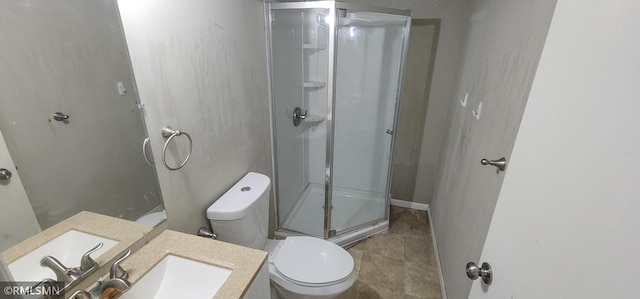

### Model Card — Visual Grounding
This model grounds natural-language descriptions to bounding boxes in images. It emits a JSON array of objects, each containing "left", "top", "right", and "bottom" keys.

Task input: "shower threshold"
[{"left": 277, "top": 183, "right": 388, "bottom": 246}]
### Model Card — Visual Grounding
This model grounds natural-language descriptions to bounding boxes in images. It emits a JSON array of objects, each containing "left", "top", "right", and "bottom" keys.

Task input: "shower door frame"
[{"left": 267, "top": 1, "right": 412, "bottom": 242}]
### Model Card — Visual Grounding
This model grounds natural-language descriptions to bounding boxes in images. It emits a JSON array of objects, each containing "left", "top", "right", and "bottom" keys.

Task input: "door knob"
[
  {"left": 481, "top": 157, "right": 507, "bottom": 172},
  {"left": 0, "top": 168, "right": 12, "bottom": 181},
  {"left": 466, "top": 262, "right": 492, "bottom": 285}
]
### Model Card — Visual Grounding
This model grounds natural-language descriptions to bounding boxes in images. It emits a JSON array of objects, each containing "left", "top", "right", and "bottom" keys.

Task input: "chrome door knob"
[
  {"left": 466, "top": 262, "right": 492, "bottom": 285},
  {"left": 0, "top": 168, "right": 12, "bottom": 181},
  {"left": 467, "top": 262, "right": 493, "bottom": 285}
]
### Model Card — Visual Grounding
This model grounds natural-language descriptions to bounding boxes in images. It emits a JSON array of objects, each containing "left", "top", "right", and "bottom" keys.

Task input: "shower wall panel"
[{"left": 304, "top": 11, "right": 329, "bottom": 187}]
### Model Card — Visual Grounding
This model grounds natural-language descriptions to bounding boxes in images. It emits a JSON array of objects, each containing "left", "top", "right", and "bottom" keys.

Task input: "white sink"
[
  {"left": 120, "top": 255, "right": 231, "bottom": 299},
  {"left": 8, "top": 230, "right": 118, "bottom": 281}
]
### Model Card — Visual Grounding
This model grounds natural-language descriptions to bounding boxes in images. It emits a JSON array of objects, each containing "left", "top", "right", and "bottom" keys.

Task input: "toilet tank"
[{"left": 206, "top": 172, "right": 270, "bottom": 250}]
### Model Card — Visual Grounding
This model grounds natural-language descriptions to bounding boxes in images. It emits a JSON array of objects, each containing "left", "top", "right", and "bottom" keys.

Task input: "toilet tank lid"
[{"left": 207, "top": 172, "right": 271, "bottom": 220}]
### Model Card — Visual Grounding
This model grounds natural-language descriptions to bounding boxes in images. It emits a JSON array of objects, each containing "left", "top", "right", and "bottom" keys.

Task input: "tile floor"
[{"left": 338, "top": 206, "right": 442, "bottom": 299}]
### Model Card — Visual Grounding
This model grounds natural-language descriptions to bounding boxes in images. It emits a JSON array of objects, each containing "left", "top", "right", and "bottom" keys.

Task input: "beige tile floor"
[{"left": 338, "top": 206, "right": 442, "bottom": 299}]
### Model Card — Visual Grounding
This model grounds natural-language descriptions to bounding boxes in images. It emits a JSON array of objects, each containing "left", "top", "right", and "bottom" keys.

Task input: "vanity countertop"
[
  {"left": 121, "top": 229, "right": 268, "bottom": 299},
  {"left": 1, "top": 211, "right": 153, "bottom": 265}
]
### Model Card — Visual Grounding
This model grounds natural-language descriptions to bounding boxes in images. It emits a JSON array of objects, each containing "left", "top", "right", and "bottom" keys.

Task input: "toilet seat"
[
  {"left": 265, "top": 237, "right": 357, "bottom": 297},
  {"left": 272, "top": 236, "right": 354, "bottom": 286}
]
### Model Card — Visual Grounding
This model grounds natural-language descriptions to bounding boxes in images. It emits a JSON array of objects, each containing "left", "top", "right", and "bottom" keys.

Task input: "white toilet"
[{"left": 207, "top": 172, "right": 356, "bottom": 299}]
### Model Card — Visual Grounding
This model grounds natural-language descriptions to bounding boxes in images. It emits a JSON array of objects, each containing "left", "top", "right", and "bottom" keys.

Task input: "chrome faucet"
[
  {"left": 39, "top": 243, "right": 103, "bottom": 289},
  {"left": 68, "top": 250, "right": 132, "bottom": 299},
  {"left": 40, "top": 255, "right": 81, "bottom": 283},
  {"left": 80, "top": 242, "right": 103, "bottom": 271},
  {"left": 109, "top": 249, "right": 131, "bottom": 280}
]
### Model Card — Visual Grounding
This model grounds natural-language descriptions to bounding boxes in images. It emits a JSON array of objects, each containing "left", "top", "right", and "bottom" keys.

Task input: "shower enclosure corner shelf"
[
  {"left": 303, "top": 43, "right": 327, "bottom": 51},
  {"left": 303, "top": 114, "right": 325, "bottom": 123},
  {"left": 268, "top": 1, "right": 411, "bottom": 244},
  {"left": 303, "top": 81, "right": 326, "bottom": 88}
]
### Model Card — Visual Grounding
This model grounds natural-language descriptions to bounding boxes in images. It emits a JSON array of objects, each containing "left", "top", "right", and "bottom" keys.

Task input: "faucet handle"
[
  {"left": 93, "top": 277, "right": 131, "bottom": 298},
  {"left": 80, "top": 242, "right": 103, "bottom": 271},
  {"left": 110, "top": 250, "right": 131, "bottom": 279}
]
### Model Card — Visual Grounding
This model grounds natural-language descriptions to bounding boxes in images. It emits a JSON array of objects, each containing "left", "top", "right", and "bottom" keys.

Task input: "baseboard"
[
  {"left": 390, "top": 198, "right": 429, "bottom": 211},
  {"left": 426, "top": 206, "right": 447, "bottom": 299}
]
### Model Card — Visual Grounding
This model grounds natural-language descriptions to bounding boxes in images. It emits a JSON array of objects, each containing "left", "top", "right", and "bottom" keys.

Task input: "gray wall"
[
  {"left": 120, "top": 0, "right": 468, "bottom": 236},
  {"left": 390, "top": 19, "right": 439, "bottom": 202},
  {"left": 119, "top": 0, "right": 273, "bottom": 235},
  {"left": 429, "top": 0, "right": 557, "bottom": 297},
  {"left": 119, "top": 0, "right": 469, "bottom": 236}
]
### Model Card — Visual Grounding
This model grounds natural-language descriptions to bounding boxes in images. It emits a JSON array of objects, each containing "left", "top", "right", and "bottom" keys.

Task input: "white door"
[
  {"left": 469, "top": 1, "right": 640, "bottom": 297},
  {"left": 0, "top": 130, "right": 40, "bottom": 252}
]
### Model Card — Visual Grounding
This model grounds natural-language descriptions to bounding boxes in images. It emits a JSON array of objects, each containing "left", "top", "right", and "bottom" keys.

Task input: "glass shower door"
[
  {"left": 330, "top": 12, "right": 411, "bottom": 236},
  {"left": 269, "top": 2, "right": 411, "bottom": 241},
  {"left": 270, "top": 6, "right": 331, "bottom": 237}
]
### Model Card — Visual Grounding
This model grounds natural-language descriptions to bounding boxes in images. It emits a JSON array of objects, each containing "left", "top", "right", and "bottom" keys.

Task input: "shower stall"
[{"left": 267, "top": 1, "right": 411, "bottom": 244}]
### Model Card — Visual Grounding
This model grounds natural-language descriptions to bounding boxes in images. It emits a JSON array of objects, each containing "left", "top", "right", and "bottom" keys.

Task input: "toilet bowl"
[
  {"left": 135, "top": 209, "right": 167, "bottom": 226},
  {"left": 265, "top": 237, "right": 356, "bottom": 298},
  {"left": 206, "top": 172, "right": 355, "bottom": 298}
]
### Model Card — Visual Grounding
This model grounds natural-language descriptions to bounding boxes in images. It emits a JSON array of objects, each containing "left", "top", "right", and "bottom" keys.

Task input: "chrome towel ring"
[{"left": 161, "top": 126, "right": 192, "bottom": 171}]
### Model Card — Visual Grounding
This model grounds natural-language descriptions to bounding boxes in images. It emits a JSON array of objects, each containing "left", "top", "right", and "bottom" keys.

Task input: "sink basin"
[
  {"left": 120, "top": 255, "right": 232, "bottom": 299},
  {"left": 8, "top": 230, "right": 118, "bottom": 281}
]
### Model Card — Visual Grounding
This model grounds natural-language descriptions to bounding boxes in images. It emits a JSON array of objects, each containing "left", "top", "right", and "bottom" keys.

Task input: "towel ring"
[{"left": 161, "top": 126, "right": 192, "bottom": 171}]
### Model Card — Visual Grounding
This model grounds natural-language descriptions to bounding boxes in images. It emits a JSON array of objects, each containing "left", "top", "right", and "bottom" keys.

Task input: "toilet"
[
  {"left": 135, "top": 209, "right": 167, "bottom": 226},
  {"left": 206, "top": 172, "right": 356, "bottom": 299}
]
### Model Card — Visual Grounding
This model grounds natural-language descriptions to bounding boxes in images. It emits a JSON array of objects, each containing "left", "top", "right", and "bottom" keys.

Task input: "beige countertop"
[
  {"left": 120, "top": 230, "right": 267, "bottom": 299},
  {"left": 2, "top": 211, "right": 153, "bottom": 266},
  {"left": 2, "top": 213, "right": 266, "bottom": 298}
]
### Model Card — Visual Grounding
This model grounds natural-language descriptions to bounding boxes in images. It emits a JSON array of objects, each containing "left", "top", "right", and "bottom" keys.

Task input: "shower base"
[{"left": 278, "top": 183, "right": 388, "bottom": 246}]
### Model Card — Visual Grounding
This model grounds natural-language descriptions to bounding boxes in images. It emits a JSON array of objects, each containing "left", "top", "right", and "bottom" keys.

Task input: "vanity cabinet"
[{"left": 243, "top": 263, "right": 270, "bottom": 299}]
